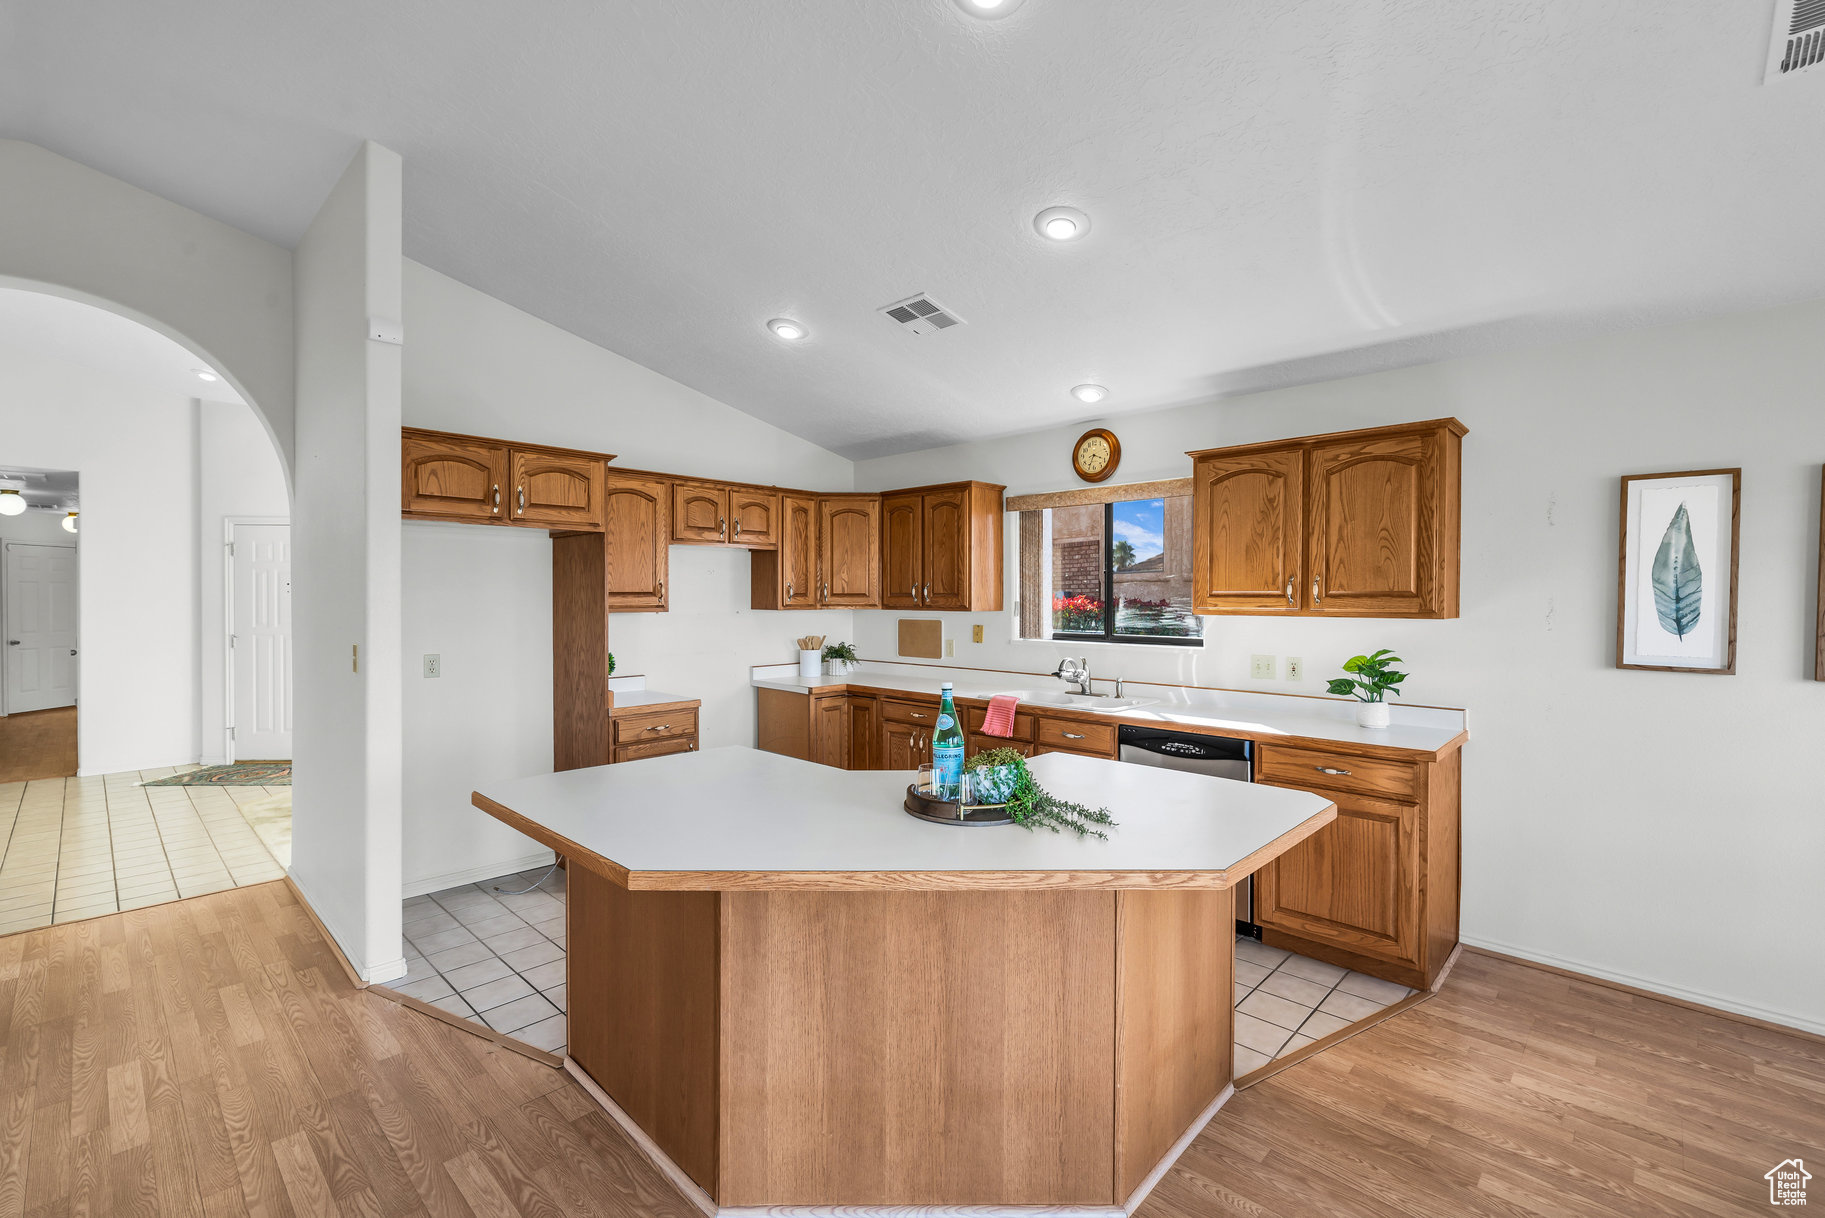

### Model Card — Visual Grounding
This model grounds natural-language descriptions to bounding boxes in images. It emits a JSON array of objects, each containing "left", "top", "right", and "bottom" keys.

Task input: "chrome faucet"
[{"left": 1053, "top": 657, "right": 1092, "bottom": 695}]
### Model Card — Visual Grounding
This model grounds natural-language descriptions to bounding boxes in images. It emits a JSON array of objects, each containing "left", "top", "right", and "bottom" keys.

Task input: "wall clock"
[{"left": 1072, "top": 428, "right": 1120, "bottom": 483}]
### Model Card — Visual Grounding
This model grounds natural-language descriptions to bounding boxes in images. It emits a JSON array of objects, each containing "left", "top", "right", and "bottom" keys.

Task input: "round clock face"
[{"left": 1074, "top": 430, "right": 1119, "bottom": 481}]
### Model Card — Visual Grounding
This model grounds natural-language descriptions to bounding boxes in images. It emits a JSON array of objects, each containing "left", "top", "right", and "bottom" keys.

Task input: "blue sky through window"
[{"left": 1112, "top": 498, "right": 1165, "bottom": 566}]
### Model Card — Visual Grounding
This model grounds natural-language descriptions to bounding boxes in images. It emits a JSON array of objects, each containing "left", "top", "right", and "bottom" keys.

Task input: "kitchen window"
[{"left": 1013, "top": 487, "right": 1202, "bottom": 646}]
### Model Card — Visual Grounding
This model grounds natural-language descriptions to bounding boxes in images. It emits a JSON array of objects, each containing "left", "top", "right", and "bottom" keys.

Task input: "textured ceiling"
[{"left": 4, "top": 1, "right": 1821, "bottom": 458}]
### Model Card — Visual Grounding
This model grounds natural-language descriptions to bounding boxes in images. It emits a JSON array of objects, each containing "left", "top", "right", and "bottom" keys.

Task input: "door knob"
[
  {"left": 7, "top": 640, "right": 18, "bottom": 645},
  {"left": 70, "top": 649, "right": 77, "bottom": 656}
]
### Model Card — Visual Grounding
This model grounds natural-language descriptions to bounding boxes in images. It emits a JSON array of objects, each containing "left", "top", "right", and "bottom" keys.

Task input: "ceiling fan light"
[
  {"left": 62, "top": 511, "right": 79, "bottom": 534},
  {"left": 0, "top": 489, "right": 26, "bottom": 516}
]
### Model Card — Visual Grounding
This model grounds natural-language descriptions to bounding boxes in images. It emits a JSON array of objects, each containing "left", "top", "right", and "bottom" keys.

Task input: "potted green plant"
[
  {"left": 1326, "top": 649, "right": 1407, "bottom": 729},
  {"left": 822, "top": 640, "right": 859, "bottom": 676}
]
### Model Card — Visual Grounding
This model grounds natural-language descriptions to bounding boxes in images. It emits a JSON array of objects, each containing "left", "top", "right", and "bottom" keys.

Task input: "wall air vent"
[
  {"left": 878, "top": 294, "right": 965, "bottom": 336},
  {"left": 1767, "top": 0, "right": 1825, "bottom": 80}
]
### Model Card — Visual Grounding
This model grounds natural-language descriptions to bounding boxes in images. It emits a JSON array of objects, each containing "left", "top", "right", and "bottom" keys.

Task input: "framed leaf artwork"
[{"left": 1616, "top": 468, "right": 1740, "bottom": 674}]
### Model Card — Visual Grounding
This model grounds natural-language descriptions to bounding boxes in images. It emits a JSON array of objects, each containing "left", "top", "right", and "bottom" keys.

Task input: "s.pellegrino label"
[{"left": 931, "top": 682, "right": 966, "bottom": 801}]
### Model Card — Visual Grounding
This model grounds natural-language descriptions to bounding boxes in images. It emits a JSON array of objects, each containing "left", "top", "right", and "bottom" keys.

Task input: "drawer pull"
[
  {"left": 1316, "top": 765, "right": 1351, "bottom": 775},
  {"left": 910, "top": 712, "right": 928, "bottom": 719},
  {"left": 644, "top": 724, "right": 672, "bottom": 732},
  {"left": 1063, "top": 731, "right": 1086, "bottom": 740}
]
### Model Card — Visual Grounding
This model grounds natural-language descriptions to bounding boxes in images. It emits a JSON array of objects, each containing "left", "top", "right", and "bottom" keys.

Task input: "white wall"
[
  {"left": 290, "top": 142, "right": 406, "bottom": 982},
  {"left": 399, "top": 260, "right": 855, "bottom": 892},
  {"left": 197, "top": 401, "right": 291, "bottom": 763},
  {"left": 854, "top": 298, "right": 1825, "bottom": 1035},
  {"left": 0, "top": 140, "right": 295, "bottom": 473}
]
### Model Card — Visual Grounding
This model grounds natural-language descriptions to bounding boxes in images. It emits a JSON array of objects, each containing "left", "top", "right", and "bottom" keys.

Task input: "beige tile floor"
[
  {"left": 0, "top": 765, "right": 290, "bottom": 936},
  {"left": 1232, "top": 935, "right": 1416, "bottom": 1074}
]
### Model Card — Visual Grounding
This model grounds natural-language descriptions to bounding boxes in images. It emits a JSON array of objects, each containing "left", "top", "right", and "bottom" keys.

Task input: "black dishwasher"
[{"left": 1116, "top": 725, "right": 1260, "bottom": 938}]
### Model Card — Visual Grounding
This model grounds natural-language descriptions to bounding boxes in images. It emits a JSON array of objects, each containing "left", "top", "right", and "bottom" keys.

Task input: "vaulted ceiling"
[{"left": 4, "top": 1, "right": 1821, "bottom": 458}]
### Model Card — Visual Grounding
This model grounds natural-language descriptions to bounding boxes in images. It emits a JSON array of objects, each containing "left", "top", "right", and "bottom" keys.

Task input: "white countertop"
[
  {"left": 473, "top": 746, "right": 1335, "bottom": 890},
  {"left": 752, "top": 664, "right": 1467, "bottom": 757},
  {"left": 610, "top": 689, "right": 698, "bottom": 711}
]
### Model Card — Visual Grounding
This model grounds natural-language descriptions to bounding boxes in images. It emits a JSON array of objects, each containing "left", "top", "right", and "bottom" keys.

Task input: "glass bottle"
[{"left": 930, "top": 682, "right": 966, "bottom": 801}]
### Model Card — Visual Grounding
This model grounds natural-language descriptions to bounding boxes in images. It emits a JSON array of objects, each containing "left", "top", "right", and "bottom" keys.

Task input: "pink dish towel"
[{"left": 981, "top": 694, "right": 1021, "bottom": 738}]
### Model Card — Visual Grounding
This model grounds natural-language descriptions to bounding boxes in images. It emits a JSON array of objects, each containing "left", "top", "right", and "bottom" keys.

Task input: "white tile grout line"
[
  {"left": 1234, "top": 938, "right": 1410, "bottom": 1061},
  {"left": 404, "top": 873, "right": 571, "bottom": 1037}
]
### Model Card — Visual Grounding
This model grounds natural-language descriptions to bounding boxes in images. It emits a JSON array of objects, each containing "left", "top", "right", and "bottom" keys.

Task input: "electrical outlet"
[
  {"left": 945, "top": 638, "right": 955, "bottom": 657},
  {"left": 971, "top": 624, "right": 984, "bottom": 644},
  {"left": 423, "top": 653, "right": 440, "bottom": 678},
  {"left": 1250, "top": 654, "right": 1276, "bottom": 680},
  {"left": 1286, "top": 656, "right": 1304, "bottom": 682}
]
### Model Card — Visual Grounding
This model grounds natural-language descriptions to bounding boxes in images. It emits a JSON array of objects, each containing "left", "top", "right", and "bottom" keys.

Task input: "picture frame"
[{"left": 1616, "top": 468, "right": 1740, "bottom": 674}]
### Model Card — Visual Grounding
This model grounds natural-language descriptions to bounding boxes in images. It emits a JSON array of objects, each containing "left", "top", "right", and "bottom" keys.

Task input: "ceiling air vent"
[
  {"left": 878, "top": 294, "right": 965, "bottom": 336},
  {"left": 1767, "top": 0, "right": 1825, "bottom": 80}
]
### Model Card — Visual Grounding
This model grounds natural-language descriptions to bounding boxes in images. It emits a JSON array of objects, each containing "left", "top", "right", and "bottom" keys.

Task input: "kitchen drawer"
[
  {"left": 612, "top": 708, "right": 699, "bottom": 746},
  {"left": 614, "top": 736, "right": 697, "bottom": 764},
  {"left": 880, "top": 698, "right": 940, "bottom": 728},
  {"left": 1033, "top": 744, "right": 1110, "bottom": 760},
  {"left": 968, "top": 734, "right": 1033, "bottom": 759},
  {"left": 963, "top": 703, "right": 1035, "bottom": 742},
  {"left": 1256, "top": 744, "right": 1417, "bottom": 801},
  {"left": 1034, "top": 717, "right": 1116, "bottom": 757}
]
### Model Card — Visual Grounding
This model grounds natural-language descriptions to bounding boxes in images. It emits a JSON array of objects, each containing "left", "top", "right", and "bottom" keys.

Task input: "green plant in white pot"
[
  {"left": 1327, "top": 649, "right": 1407, "bottom": 729},
  {"left": 822, "top": 641, "right": 859, "bottom": 676}
]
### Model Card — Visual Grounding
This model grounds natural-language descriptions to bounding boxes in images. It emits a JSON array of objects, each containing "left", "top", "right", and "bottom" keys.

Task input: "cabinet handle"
[
  {"left": 1063, "top": 731, "right": 1086, "bottom": 740},
  {"left": 491, "top": 484, "right": 501, "bottom": 514},
  {"left": 1316, "top": 765, "right": 1351, "bottom": 775},
  {"left": 822, "top": 581, "right": 830, "bottom": 603},
  {"left": 733, "top": 520, "right": 741, "bottom": 539},
  {"left": 645, "top": 724, "right": 672, "bottom": 732},
  {"left": 1285, "top": 577, "right": 1294, "bottom": 606},
  {"left": 656, "top": 579, "right": 664, "bottom": 602},
  {"left": 1312, "top": 576, "right": 1322, "bottom": 605},
  {"left": 785, "top": 581, "right": 793, "bottom": 602},
  {"left": 517, "top": 486, "right": 526, "bottom": 515},
  {"left": 910, "top": 584, "right": 917, "bottom": 602},
  {"left": 922, "top": 583, "right": 930, "bottom": 603},
  {"left": 718, "top": 516, "right": 726, "bottom": 538},
  {"left": 910, "top": 712, "right": 928, "bottom": 719}
]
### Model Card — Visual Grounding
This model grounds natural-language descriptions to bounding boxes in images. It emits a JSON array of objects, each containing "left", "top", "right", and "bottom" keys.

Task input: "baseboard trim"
[
  {"left": 1461, "top": 937, "right": 1825, "bottom": 1041},
  {"left": 564, "top": 1057, "right": 719, "bottom": 1217},
  {"left": 284, "top": 875, "right": 367, "bottom": 991},
  {"left": 403, "top": 850, "right": 557, "bottom": 899}
]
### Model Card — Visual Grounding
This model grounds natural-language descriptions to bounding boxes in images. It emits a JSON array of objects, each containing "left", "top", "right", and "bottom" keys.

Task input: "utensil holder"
[{"left": 799, "top": 649, "right": 822, "bottom": 684}]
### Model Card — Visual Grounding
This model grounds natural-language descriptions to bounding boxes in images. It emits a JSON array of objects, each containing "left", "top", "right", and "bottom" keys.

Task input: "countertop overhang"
[{"left": 473, "top": 746, "right": 1336, "bottom": 892}]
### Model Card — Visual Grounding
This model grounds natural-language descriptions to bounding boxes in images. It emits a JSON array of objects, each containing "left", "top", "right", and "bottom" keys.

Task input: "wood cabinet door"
[
  {"left": 809, "top": 695, "right": 850, "bottom": 769},
  {"left": 921, "top": 487, "right": 971, "bottom": 609},
  {"left": 1192, "top": 447, "right": 1304, "bottom": 613},
  {"left": 880, "top": 720, "right": 921, "bottom": 772},
  {"left": 847, "top": 696, "right": 877, "bottom": 770},
  {"left": 1307, "top": 430, "right": 1433, "bottom": 616},
  {"left": 818, "top": 498, "right": 880, "bottom": 607},
  {"left": 509, "top": 450, "right": 603, "bottom": 529},
  {"left": 672, "top": 481, "right": 729, "bottom": 544},
  {"left": 601, "top": 474, "right": 670, "bottom": 609},
  {"left": 880, "top": 492, "right": 924, "bottom": 609},
  {"left": 728, "top": 489, "right": 779, "bottom": 548},
  {"left": 1253, "top": 785, "right": 1421, "bottom": 966},
  {"left": 403, "top": 433, "right": 508, "bottom": 522},
  {"left": 779, "top": 495, "right": 818, "bottom": 610}
]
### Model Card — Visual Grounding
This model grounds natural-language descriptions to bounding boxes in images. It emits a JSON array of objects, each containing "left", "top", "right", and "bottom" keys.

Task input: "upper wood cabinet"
[
  {"left": 402, "top": 432, "right": 509, "bottom": 522},
  {"left": 672, "top": 481, "right": 729, "bottom": 544},
  {"left": 601, "top": 473, "right": 670, "bottom": 611},
  {"left": 818, "top": 496, "right": 880, "bottom": 608},
  {"left": 510, "top": 450, "right": 603, "bottom": 529},
  {"left": 402, "top": 428, "right": 614, "bottom": 531},
  {"left": 728, "top": 489, "right": 779, "bottom": 548},
  {"left": 750, "top": 494, "right": 819, "bottom": 610},
  {"left": 878, "top": 481, "right": 1004, "bottom": 611},
  {"left": 1189, "top": 418, "right": 1463, "bottom": 618}
]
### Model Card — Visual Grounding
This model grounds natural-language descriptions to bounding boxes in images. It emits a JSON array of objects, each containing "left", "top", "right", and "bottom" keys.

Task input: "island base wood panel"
[{"left": 561, "top": 868, "right": 1238, "bottom": 1210}]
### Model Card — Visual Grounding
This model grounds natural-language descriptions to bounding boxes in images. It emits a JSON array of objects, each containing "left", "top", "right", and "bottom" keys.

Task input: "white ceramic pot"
[
  {"left": 825, "top": 658, "right": 856, "bottom": 676},
  {"left": 799, "top": 650, "right": 822, "bottom": 684},
  {"left": 1356, "top": 702, "right": 1391, "bottom": 730}
]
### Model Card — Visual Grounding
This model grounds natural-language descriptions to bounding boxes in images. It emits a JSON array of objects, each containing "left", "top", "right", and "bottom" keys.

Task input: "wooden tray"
[{"left": 904, "top": 784, "right": 1013, "bottom": 827}]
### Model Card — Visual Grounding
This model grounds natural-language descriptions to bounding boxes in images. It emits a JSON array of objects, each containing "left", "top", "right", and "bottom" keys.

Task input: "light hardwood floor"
[{"left": 2, "top": 885, "right": 1817, "bottom": 1217}]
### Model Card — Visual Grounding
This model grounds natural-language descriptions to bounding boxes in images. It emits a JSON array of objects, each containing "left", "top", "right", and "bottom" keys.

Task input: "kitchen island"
[{"left": 473, "top": 746, "right": 1335, "bottom": 1216}]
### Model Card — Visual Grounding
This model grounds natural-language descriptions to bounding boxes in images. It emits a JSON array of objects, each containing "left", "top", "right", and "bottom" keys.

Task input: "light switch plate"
[
  {"left": 423, "top": 653, "right": 440, "bottom": 678},
  {"left": 1250, "top": 654, "right": 1276, "bottom": 680},
  {"left": 1286, "top": 656, "right": 1304, "bottom": 681},
  {"left": 971, "top": 624, "right": 984, "bottom": 644}
]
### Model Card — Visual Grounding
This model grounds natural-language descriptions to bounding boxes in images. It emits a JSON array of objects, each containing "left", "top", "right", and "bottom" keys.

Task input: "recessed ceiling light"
[
  {"left": 1071, "top": 384, "right": 1108, "bottom": 404},
  {"left": 954, "top": 0, "right": 1025, "bottom": 17},
  {"left": 1034, "top": 206, "right": 1090, "bottom": 242},
  {"left": 767, "top": 318, "right": 808, "bottom": 341},
  {"left": 194, "top": 368, "right": 219, "bottom": 382}
]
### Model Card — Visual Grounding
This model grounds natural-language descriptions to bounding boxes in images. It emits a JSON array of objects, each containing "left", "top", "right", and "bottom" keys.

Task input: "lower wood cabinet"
[
  {"left": 611, "top": 704, "right": 700, "bottom": 764},
  {"left": 1252, "top": 742, "right": 1461, "bottom": 989}
]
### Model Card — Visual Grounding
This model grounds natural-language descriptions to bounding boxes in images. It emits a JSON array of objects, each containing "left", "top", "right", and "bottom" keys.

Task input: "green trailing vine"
[{"left": 964, "top": 748, "right": 1117, "bottom": 840}]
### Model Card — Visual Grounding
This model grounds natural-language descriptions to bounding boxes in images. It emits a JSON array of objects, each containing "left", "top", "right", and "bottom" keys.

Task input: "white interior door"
[
  {"left": 3, "top": 542, "right": 79, "bottom": 714},
  {"left": 229, "top": 523, "right": 292, "bottom": 760}
]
